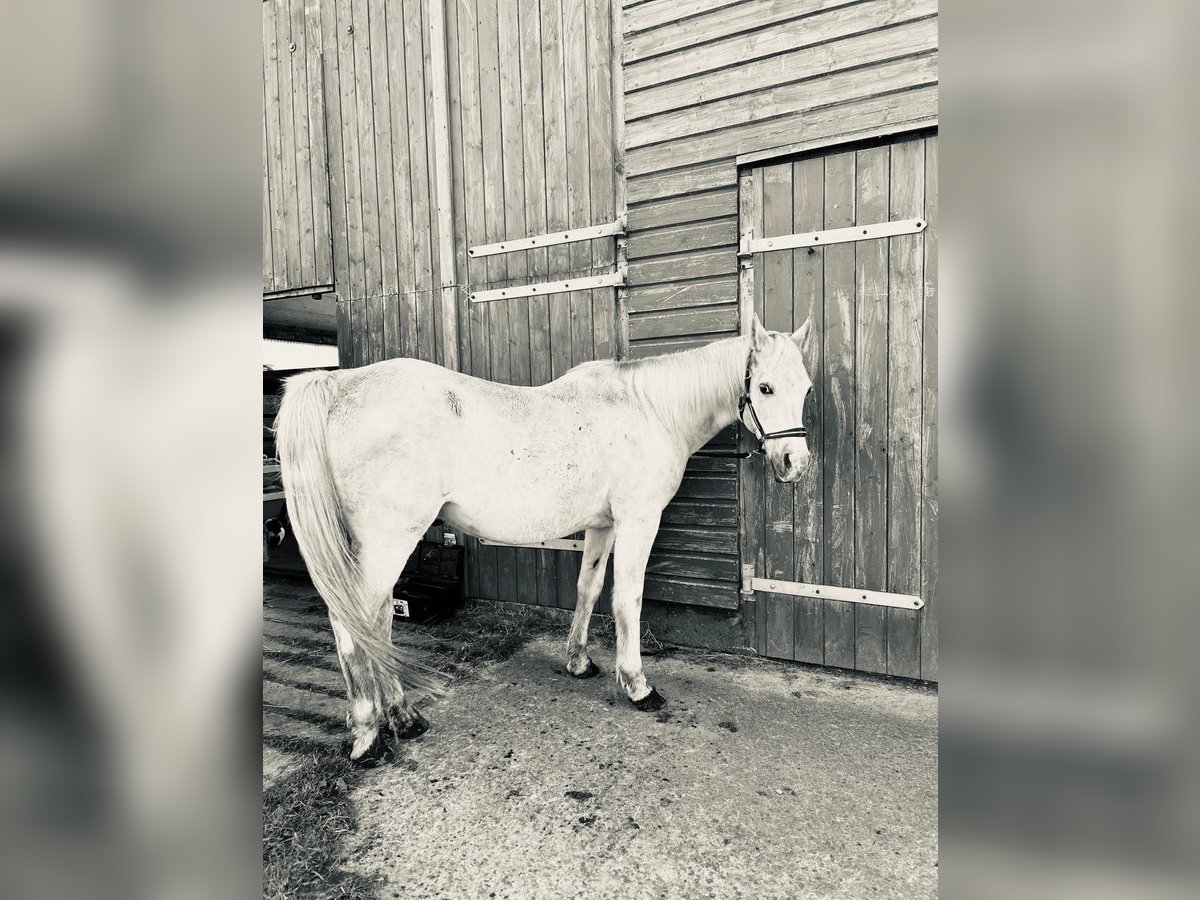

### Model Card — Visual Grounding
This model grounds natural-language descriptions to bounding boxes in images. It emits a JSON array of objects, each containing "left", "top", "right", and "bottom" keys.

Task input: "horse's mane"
[{"left": 570, "top": 336, "right": 754, "bottom": 437}]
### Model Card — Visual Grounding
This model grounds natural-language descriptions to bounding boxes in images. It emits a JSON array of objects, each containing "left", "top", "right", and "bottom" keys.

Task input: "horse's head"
[{"left": 746, "top": 314, "right": 815, "bottom": 483}]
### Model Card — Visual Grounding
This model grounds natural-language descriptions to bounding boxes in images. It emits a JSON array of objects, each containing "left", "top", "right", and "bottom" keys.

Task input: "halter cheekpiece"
[{"left": 739, "top": 349, "right": 807, "bottom": 455}]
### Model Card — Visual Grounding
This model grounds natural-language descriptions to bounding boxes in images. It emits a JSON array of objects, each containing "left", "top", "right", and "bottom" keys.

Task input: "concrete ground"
[{"left": 264, "top": 581, "right": 938, "bottom": 899}]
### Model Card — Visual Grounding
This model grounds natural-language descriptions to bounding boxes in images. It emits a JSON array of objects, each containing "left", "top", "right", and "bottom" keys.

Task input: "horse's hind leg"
[
  {"left": 331, "top": 526, "right": 430, "bottom": 765},
  {"left": 566, "top": 527, "right": 615, "bottom": 676}
]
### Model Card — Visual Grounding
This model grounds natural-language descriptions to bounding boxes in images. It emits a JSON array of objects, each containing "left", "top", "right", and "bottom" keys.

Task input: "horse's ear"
[
  {"left": 791, "top": 317, "right": 813, "bottom": 354},
  {"left": 750, "top": 314, "right": 769, "bottom": 349}
]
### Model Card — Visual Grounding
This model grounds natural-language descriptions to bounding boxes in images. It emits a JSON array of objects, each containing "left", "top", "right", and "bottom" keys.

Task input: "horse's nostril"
[{"left": 783, "top": 452, "right": 792, "bottom": 470}]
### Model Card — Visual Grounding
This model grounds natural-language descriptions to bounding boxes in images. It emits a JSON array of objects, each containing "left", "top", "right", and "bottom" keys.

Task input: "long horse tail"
[{"left": 274, "top": 370, "right": 445, "bottom": 699}]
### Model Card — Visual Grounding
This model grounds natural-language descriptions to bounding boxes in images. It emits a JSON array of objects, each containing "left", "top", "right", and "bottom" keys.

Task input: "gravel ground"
[{"left": 264, "top": 583, "right": 937, "bottom": 899}]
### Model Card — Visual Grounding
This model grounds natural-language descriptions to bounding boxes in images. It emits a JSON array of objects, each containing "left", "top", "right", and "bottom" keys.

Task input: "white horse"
[{"left": 276, "top": 314, "right": 814, "bottom": 764}]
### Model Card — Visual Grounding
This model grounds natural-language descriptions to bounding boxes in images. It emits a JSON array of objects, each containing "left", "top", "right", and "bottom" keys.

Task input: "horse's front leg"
[
  {"left": 611, "top": 515, "right": 666, "bottom": 710},
  {"left": 566, "top": 526, "right": 615, "bottom": 676}
]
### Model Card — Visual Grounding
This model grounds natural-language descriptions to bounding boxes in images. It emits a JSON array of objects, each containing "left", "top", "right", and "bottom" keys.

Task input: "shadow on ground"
[{"left": 263, "top": 579, "right": 937, "bottom": 900}]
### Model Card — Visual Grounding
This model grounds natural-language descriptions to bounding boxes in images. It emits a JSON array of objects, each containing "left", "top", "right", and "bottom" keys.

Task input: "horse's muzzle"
[{"left": 773, "top": 451, "right": 810, "bottom": 483}]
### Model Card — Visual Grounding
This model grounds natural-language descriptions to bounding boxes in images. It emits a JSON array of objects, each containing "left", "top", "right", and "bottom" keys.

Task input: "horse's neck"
[{"left": 630, "top": 335, "right": 749, "bottom": 453}]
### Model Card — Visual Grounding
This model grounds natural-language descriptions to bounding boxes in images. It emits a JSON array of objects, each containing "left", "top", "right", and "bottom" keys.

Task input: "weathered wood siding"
[
  {"left": 744, "top": 131, "right": 938, "bottom": 681},
  {"left": 317, "top": 0, "right": 457, "bottom": 368},
  {"left": 620, "top": 0, "right": 939, "bottom": 620},
  {"left": 263, "top": 0, "right": 335, "bottom": 296}
]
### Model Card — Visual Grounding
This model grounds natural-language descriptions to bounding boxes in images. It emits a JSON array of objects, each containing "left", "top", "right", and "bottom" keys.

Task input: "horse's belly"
[{"left": 439, "top": 467, "right": 611, "bottom": 543}]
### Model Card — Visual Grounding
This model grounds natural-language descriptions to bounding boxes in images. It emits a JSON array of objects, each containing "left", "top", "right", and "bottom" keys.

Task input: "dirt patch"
[{"left": 263, "top": 593, "right": 560, "bottom": 899}]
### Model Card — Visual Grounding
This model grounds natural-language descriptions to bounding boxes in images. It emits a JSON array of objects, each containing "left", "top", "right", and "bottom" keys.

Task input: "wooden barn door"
[{"left": 739, "top": 130, "right": 938, "bottom": 682}]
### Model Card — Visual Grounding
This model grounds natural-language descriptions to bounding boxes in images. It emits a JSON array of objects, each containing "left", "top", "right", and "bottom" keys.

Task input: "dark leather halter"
[
  {"left": 738, "top": 350, "right": 807, "bottom": 456},
  {"left": 694, "top": 348, "right": 809, "bottom": 459}
]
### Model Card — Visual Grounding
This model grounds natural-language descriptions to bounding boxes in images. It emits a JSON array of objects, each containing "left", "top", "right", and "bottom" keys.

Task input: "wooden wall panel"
[{"left": 311, "top": 0, "right": 454, "bottom": 366}]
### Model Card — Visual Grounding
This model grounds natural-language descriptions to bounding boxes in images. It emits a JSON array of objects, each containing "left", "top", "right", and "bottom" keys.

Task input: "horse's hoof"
[
  {"left": 632, "top": 688, "right": 666, "bottom": 712},
  {"left": 571, "top": 659, "right": 602, "bottom": 679},
  {"left": 350, "top": 732, "right": 393, "bottom": 768},
  {"left": 395, "top": 711, "right": 430, "bottom": 739}
]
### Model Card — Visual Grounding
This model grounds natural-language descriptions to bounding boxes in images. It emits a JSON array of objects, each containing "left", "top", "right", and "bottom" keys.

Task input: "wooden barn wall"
[
  {"left": 263, "top": 0, "right": 335, "bottom": 296},
  {"left": 617, "top": 0, "right": 940, "bottom": 618}
]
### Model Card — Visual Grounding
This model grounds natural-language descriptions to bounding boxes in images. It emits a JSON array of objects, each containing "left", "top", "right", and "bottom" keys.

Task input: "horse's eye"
[{"left": 759, "top": 383, "right": 773, "bottom": 395}]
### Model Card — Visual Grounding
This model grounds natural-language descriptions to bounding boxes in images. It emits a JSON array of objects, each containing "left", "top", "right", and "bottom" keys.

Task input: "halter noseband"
[{"left": 738, "top": 350, "right": 807, "bottom": 455}]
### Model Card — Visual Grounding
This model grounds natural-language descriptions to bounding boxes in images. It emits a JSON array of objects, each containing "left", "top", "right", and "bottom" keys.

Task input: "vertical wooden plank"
[
  {"left": 920, "top": 134, "right": 938, "bottom": 681},
  {"left": 478, "top": 0, "right": 508, "bottom": 387},
  {"left": 420, "top": 0, "right": 447, "bottom": 372},
  {"left": 611, "top": 0, "right": 629, "bottom": 359},
  {"left": 383, "top": 0, "right": 417, "bottom": 355},
  {"left": 304, "top": 2, "right": 334, "bottom": 285},
  {"left": 761, "top": 161, "right": 795, "bottom": 661},
  {"left": 498, "top": 0, "right": 527, "bottom": 288},
  {"left": 586, "top": 0, "right": 615, "bottom": 359},
  {"left": 752, "top": 168, "right": 767, "bottom": 656},
  {"left": 405, "top": 0, "right": 437, "bottom": 361},
  {"left": 350, "top": 0, "right": 382, "bottom": 305},
  {"left": 350, "top": 297, "right": 366, "bottom": 367},
  {"left": 335, "top": 0, "right": 366, "bottom": 302},
  {"left": 564, "top": 0, "right": 593, "bottom": 368},
  {"left": 886, "top": 138, "right": 925, "bottom": 679},
  {"left": 428, "top": 0, "right": 459, "bottom": 371},
  {"left": 542, "top": 0, "right": 575, "bottom": 608},
  {"left": 499, "top": 0, "right": 532, "bottom": 386},
  {"left": 791, "top": 155, "right": 825, "bottom": 664},
  {"left": 853, "top": 144, "right": 890, "bottom": 674},
  {"left": 736, "top": 168, "right": 765, "bottom": 654},
  {"left": 366, "top": 0, "right": 399, "bottom": 303},
  {"left": 478, "top": 0, "right": 506, "bottom": 289},
  {"left": 336, "top": 300, "right": 352, "bottom": 368},
  {"left": 263, "top": 2, "right": 288, "bottom": 292},
  {"left": 456, "top": 0, "right": 487, "bottom": 379},
  {"left": 288, "top": 0, "right": 316, "bottom": 285},
  {"left": 319, "top": 0, "right": 351, "bottom": 309},
  {"left": 380, "top": 291, "right": 397, "bottom": 364},
  {"left": 263, "top": 103, "right": 276, "bottom": 293},
  {"left": 822, "top": 150, "right": 856, "bottom": 671},
  {"left": 274, "top": 0, "right": 302, "bottom": 288},
  {"left": 520, "top": 0, "right": 551, "bottom": 384},
  {"left": 444, "top": 0, "right": 472, "bottom": 375}
]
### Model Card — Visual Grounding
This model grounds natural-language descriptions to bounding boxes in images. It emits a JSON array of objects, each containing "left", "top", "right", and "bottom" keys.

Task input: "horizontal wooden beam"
[
  {"left": 746, "top": 218, "right": 926, "bottom": 254},
  {"left": 262, "top": 323, "right": 338, "bottom": 345},
  {"left": 467, "top": 219, "right": 624, "bottom": 258},
  {"left": 478, "top": 537, "right": 584, "bottom": 552},
  {"left": 469, "top": 270, "right": 626, "bottom": 303},
  {"left": 263, "top": 283, "right": 335, "bottom": 301},
  {"left": 735, "top": 116, "right": 938, "bottom": 167},
  {"left": 745, "top": 576, "right": 924, "bottom": 610}
]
